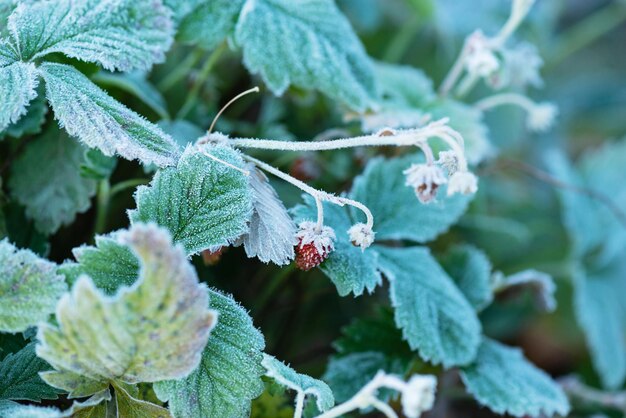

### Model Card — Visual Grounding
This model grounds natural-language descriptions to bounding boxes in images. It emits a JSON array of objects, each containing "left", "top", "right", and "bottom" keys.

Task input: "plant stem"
[
  {"left": 177, "top": 43, "right": 227, "bottom": 119},
  {"left": 548, "top": 2, "right": 626, "bottom": 69},
  {"left": 109, "top": 178, "right": 148, "bottom": 198},
  {"left": 158, "top": 48, "right": 204, "bottom": 92},
  {"left": 294, "top": 392, "right": 305, "bottom": 418},
  {"left": 94, "top": 179, "right": 111, "bottom": 235}
]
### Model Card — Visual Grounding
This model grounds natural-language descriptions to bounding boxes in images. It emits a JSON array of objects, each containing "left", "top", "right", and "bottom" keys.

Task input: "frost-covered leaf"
[
  {"left": 323, "top": 352, "right": 405, "bottom": 404},
  {"left": 39, "top": 63, "right": 179, "bottom": 167},
  {"left": 0, "top": 87, "right": 47, "bottom": 140},
  {"left": 79, "top": 149, "right": 117, "bottom": 180},
  {"left": 572, "top": 258, "right": 626, "bottom": 389},
  {"left": 58, "top": 232, "right": 139, "bottom": 294},
  {"left": 93, "top": 71, "right": 169, "bottom": 120},
  {"left": 37, "top": 224, "right": 216, "bottom": 396},
  {"left": 114, "top": 383, "right": 171, "bottom": 418},
  {"left": 0, "top": 240, "right": 66, "bottom": 333},
  {"left": 154, "top": 290, "right": 266, "bottom": 418},
  {"left": 460, "top": 339, "right": 570, "bottom": 417},
  {"left": 262, "top": 354, "right": 334, "bottom": 412},
  {"left": 129, "top": 145, "right": 252, "bottom": 255},
  {"left": 0, "top": 343, "right": 61, "bottom": 402},
  {"left": 7, "top": 0, "right": 174, "bottom": 71},
  {"left": 440, "top": 245, "right": 493, "bottom": 311},
  {"left": 376, "top": 246, "right": 481, "bottom": 367},
  {"left": 493, "top": 269, "right": 557, "bottom": 312},
  {"left": 0, "top": 62, "right": 39, "bottom": 132},
  {"left": 235, "top": 0, "right": 378, "bottom": 111},
  {"left": 292, "top": 195, "right": 382, "bottom": 297},
  {"left": 0, "top": 400, "right": 62, "bottom": 418},
  {"left": 429, "top": 100, "right": 495, "bottom": 165},
  {"left": 9, "top": 125, "right": 97, "bottom": 234},
  {"left": 350, "top": 155, "right": 471, "bottom": 243},
  {"left": 241, "top": 167, "right": 297, "bottom": 265},
  {"left": 375, "top": 62, "right": 435, "bottom": 109},
  {"left": 177, "top": 0, "right": 244, "bottom": 49}
]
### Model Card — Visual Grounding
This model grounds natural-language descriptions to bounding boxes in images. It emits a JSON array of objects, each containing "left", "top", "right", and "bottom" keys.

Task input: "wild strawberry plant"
[{"left": 1, "top": 0, "right": 625, "bottom": 417}]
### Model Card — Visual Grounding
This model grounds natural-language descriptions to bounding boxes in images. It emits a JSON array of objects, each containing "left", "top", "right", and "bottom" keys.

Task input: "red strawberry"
[{"left": 294, "top": 221, "right": 336, "bottom": 271}]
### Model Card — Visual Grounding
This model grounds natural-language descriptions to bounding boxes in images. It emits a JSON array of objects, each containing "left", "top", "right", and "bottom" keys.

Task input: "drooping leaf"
[
  {"left": 37, "top": 224, "right": 216, "bottom": 397},
  {"left": 7, "top": 0, "right": 174, "bottom": 71},
  {"left": 241, "top": 167, "right": 297, "bottom": 265},
  {"left": 262, "top": 354, "right": 334, "bottom": 413},
  {"left": 93, "top": 71, "right": 169, "bottom": 120},
  {"left": 429, "top": 100, "right": 495, "bottom": 165},
  {"left": 39, "top": 63, "right": 179, "bottom": 167},
  {"left": 234, "top": 0, "right": 378, "bottom": 111},
  {"left": 493, "top": 269, "right": 556, "bottom": 312},
  {"left": 440, "top": 244, "right": 493, "bottom": 311},
  {"left": 350, "top": 155, "right": 471, "bottom": 243},
  {"left": 129, "top": 145, "right": 252, "bottom": 255},
  {"left": 114, "top": 383, "right": 171, "bottom": 418},
  {"left": 154, "top": 290, "right": 266, "bottom": 418},
  {"left": 376, "top": 246, "right": 481, "bottom": 367},
  {"left": 8, "top": 125, "right": 97, "bottom": 234},
  {"left": 323, "top": 351, "right": 405, "bottom": 403},
  {"left": 460, "top": 339, "right": 570, "bottom": 417},
  {"left": 58, "top": 232, "right": 139, "bottom": 294},
  {"left": 0, "top": 240, "right": 66, "bottom": 333},
  {"left": 177, "top": 0, "right": 244, "bottom": 49},
  {"left": 291, "top": 195, "right": 382, "bottom": 297},
  {"left": 0, "top": 343, "right": 61, "bottom": 402},
  {"left": 0, "top": 62, "right": 39, "bottom": 132}
]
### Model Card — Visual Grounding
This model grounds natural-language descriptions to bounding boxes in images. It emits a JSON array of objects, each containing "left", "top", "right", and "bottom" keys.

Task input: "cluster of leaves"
[{"left": 1, "top": 0, "right": 625, "bottom": 417}]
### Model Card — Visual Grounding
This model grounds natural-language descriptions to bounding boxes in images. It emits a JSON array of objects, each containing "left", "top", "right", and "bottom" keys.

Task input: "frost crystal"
[
  {"left": 348, "top": 223, "right": 375, "bottom": 250},
  {"left": 465, "top": 31, "right": 499, "bottom": 78},
  {"left": 447, "top": 171, "right": 478, "bottom": 196},
  {"left": 527, "top": 102, "right": 558, "bottom": 132},
  {"left": 401, "top": 375, "right": 437, "bottom": 418},
  {"left": 437, "top": 150, "right": 459, "bottom": 175},
  {"left": 295, "top": 221, "right": 336, "bottom": 270},
  {"left": 403, "top": 163, "right": 447, "bottom": 203}
]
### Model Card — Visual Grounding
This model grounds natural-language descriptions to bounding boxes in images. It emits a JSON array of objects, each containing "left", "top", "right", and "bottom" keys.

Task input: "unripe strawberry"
[{"left": 294, "top": 221, "right": 335, "bottom": 271}]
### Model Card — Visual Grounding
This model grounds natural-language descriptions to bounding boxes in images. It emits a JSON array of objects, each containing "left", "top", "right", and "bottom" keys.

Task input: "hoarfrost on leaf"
[
  {"left": 0, "top": 343, "right": 61, "bottom": 402},
  {"left": 36, "top": 224, "right": 216, "bottom": 397},
  {"left": 154, "top": 290, "right": 266, "bottom": 418},
  {"left": 440, "top": 244, "right": 493, "bottom": 311},
  {"left": 175, "top": 0, "right": 245, "bottom": 50},
  {"left": 0, "top": 62, "right": 38, "bottom": 132},
  {"left": 129, "top": 145, "right": 253, "bottom": 255},
  {"left": 0, "top": 240, "right": 66, "bottom": 333},
  {"left": 234, "top": 0, "right": 378, "bottom": 111}
]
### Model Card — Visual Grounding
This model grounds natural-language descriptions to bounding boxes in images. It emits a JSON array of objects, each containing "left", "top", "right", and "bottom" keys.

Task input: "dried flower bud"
[
  {"left": 447, "top": 171, "right": 478, "bottom": 196},
  {"left": 527, "top": 102, "right": 557, "bottom": 132},
  {"left": 401, "top": 375, "right": 437, "bottom": 418},
  {"left": 403, "top": 164, "right": 447, "bottom": 203},
  {"left": 348, "top": 223, "right": 375, "bottom": 250},
  {"left": 465, "top": 31, "right": 500, "bottom": 78},
  {"left": 201, "top": 247, "right": 225, "bottom": 266},
  {"left": 294, "top": 221, "right": 336, "bottom": 271},
  {"left": 437, "top": 150, "right": 459, "bottom": 175}
]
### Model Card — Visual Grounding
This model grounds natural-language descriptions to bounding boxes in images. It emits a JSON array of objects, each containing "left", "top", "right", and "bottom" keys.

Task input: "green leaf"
[
  {"left": 323, "top": 352, "right": 405, "bottom": 403},
  {"left": 235, "top": 0, "right": 377, "bottom": 111},
  {"left": 37, "top": 224, "right": 216, "bottom": 397},
  {"left": 114, "top": 383, "right": 171, "bottom": 418},
  {"left": 0, "top": 85, "right": 47, "bottom": 141},
  {"left": 39, "top": 63, "right": 179, "bottom": 167},
  {"left": 376, "top": 246, "right": 481, "bottom": 367},
  {"left": 350, "top": 155, "right": 471, "bottom": 243},
  {"left": 0, "top": 62, "right": 39, "bottom": 132},
  {"left": 8, "top": 125, "right": 97, "bottom": 234},
  {"left": 262, "top": 354, "right": 334, "bottom": 413},
  {"left": 440, "top": 245, "right": 493, "bottom": 311},
  {"left": 6, "top": 0, "right": 174, "bottom": 71},
  {"left": 58, "top": 232, "right": 139, "bottom": 294},
  {"left": 429, "top": 100, "right": 494, "bottom": 165},
  {"left": 0, "top": 343, "right": 61, "bottom": 402},
  {"left": 0, "top": 39, "right": 19, "bottom": 67},
  {"left": 0, "top": 240, "right": 66, "bottom": 333},
  {"left": 374, "top": 62, "right": 435, "bottom": 109},
  {"left": 177, "top": 0, "right": 244, "bottom": 49},
  {"left": 291, "top": 195, "right": 382, "bottom": 297},
  {"left": 460, "top": 339, "right": 570, "bottom": 417},
  {"left": 154, "top": 290, "right": 266, "bottom": 418},
  {"left": 0, "top": 400, "right": 62, "bottom": 418},
  {"left": 241, "top": 167, "right": 297, "bottom": 265},
  {"left": 79, "top": 149, "right": 117, "bottom": 180},
  {"left": 93, "top": 71, "right": 169, "bottom": 120},
  {"left": 129, "top": 145, "right": 252, "bottom": 255}
]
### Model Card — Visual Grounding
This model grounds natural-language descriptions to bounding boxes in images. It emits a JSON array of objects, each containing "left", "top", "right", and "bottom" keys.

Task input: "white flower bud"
[
  {"left": 527, "top": 102, "right": 558, "bottom": 132},
  {"left": 403, "top": 164, "right": 447, "bottom": 203},
  {"left": 296, "top": 221, "right": 336, "bottom": 255},
  {"left": 348, "top": 223, "right": 375, "bottom": 250},
  {"left": 401, "top": 375, "right": 437, "bottom": 418},
  {"left": 447, "top": 171, "right": 478, "bottom": 196},
  {"left": 465, "top": 31, "right": 500, "bottom": 78},
  {"left": 437, "top": 150, "right": 459, "bottom": 175}
]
